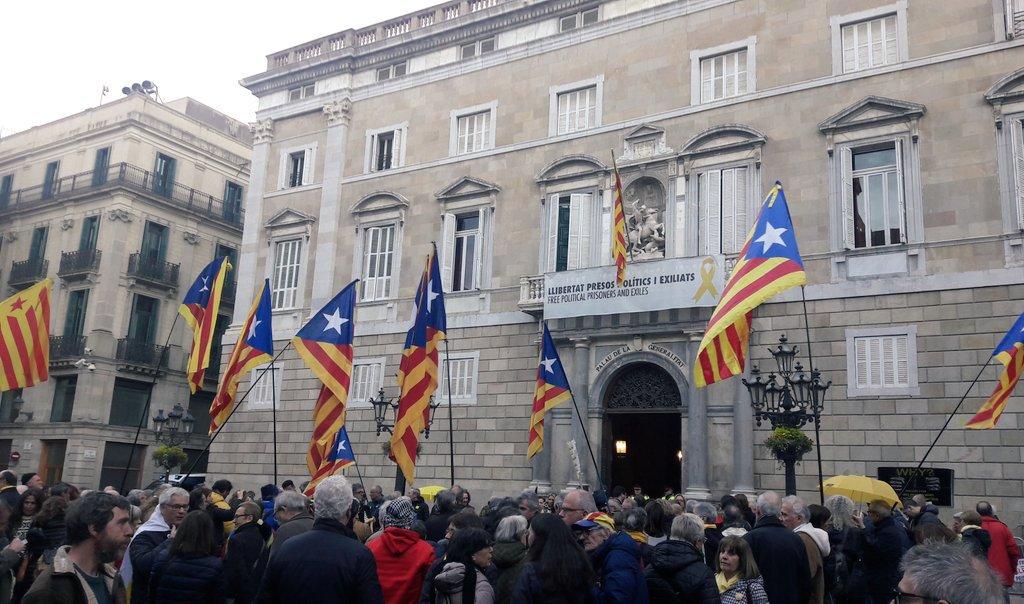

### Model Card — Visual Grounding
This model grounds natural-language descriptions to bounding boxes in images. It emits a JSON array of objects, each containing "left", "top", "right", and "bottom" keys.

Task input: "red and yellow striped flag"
[
  {"left": 528, "top": 323, "right": 571, "bottom": 459},
  {"left": 0, "top": 279, "right": 51, "bottom": 391},
  {"left": 611, "top": 157, "right": 628, "bottom": 286},
  {"left": 179, "top": 257, "right": 230, "bottom": 394},
  {"left": 965, "top": 312, "right": 1024, "bottom": 429},
  {"left": 695, "top": 184, "right": 806, "bottom": 387}
]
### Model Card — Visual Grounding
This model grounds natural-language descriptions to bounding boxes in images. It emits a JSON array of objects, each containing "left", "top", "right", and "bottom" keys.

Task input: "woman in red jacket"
[{"left": 367, "top": 497, "right": 437, "bottom": 603}]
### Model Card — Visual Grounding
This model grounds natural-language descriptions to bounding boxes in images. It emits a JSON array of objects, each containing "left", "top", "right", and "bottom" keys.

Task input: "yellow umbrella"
[
  {"left": 418, "top": 485, "right": 445, "bottom": 502},
  {"left": 822, "top": 475, "right": 902, "bottom": 508}
]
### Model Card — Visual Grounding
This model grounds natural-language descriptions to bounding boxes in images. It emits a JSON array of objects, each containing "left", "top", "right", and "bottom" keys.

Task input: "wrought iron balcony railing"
[
  {"left": 9, "top": 258, "right": 48, "bottom": 287},
  {"left": 127, "top": 253, "right": 180, "bottom": 289},
  {"left": 49, "top": 335, "right": 86, "bottom": 362},
  {"left": 221, "top": 279, "right": 236, "bottom": 306},
  {"left": 116, "top": 338, "right": 169, "bottom": 369},
  {"left": 58, "top": 249, "right": 101, "bottom": 278},
  {"left": 0, "top": 162, "right": 243, "bottom": 229}
]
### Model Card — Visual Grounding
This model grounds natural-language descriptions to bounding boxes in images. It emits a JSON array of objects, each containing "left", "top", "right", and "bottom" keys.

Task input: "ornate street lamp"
[
  {"left": 369, "top": 389, "right": 441, "bottom": 492},
  {"left": 152, "top": 402, "right": 195, "bottom": 481},
  {"left": 742, "top": 335, "right": 830, "bottom": 496}
]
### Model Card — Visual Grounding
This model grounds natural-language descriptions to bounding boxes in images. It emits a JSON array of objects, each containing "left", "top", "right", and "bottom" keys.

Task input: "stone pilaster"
[
  {"left": 233, "top": 118, "right": 273, "bottom": 325},
  {"left": 309, "top": 100, "right": 353, "bottom": 311},
  {"left": 684, "top": 337, "right": 711, "bottom": 500},
  {"left": 570, "top": 337, "right": 595, "bottom": 489},
  {"left": 732, "top": 373, "right": 756, "bottom": 496}
]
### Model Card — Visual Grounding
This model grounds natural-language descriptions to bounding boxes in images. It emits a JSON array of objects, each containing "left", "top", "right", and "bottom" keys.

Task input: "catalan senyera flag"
[
  {"left": 611, "top": 157, "right": 628, "bottom": 286},
  {"left": 179, "top": 257, "right": 231, "bottom": 394},
  {"left": 208, "top": 279, "right": 273, "bottom": 434},
  {"left": 293, "top": 281, "right": 357, "bottom": 476},
  {"left": 695, "top": 183, "right": 807, "bottom": 387},
  {"left": 0, "top": 279, "right": 52, "bottom": 391},
  {"left": 304, "top": 424, "right": 356, "bottom": 497},
  {"left": 528, "top": 323, "right": 572, "bottom": 459},
  {"left": 965, "top": 312, "right": 1024, "bottom": 429},
  {"left": 390, "top": 247, "right": 447, "bottom": 485}
]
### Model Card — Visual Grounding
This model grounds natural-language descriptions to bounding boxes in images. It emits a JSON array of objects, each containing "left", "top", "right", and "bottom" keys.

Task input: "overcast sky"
[{"left": 1, "top": 0, "right": 430, "bottom": 136}]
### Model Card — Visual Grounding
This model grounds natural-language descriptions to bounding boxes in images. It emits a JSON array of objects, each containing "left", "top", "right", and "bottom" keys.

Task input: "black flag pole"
[
  {"left": 271, "top": 358, "right": 278, "bottom": 486},
  {"left": 800, "top": 286, "right": 825, "bottom": 505},
  {"left": 567, "top": 389, "right": 604, "bottom": 492},
  {"left": 443, "top": 339, "right": 456, "bottom": 487}
]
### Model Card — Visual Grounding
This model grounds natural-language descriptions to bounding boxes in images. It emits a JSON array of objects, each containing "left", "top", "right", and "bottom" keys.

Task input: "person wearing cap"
[
  {"left": 366, "top": 496, "right": 436, "bottom": 603},
  {"left": 574, "top": 511, "right": 649, "bottom": 603}
]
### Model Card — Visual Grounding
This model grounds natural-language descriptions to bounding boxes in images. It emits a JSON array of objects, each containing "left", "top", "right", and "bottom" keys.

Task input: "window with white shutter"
[
  {"left": 556, "top": 86, "right": 598, "bottom": 135},
  {"left": 271, "top": 239, "right": 302, "bottom": 309},
  {"left": 841, "top": 14, "right": 898, "bottom": 73},
  {"left": 456, "top": 111, "right": 491, "bottom": 154},
  {"left": 548, "top": 192, "right": 594, "bottom": 272},
  {"left": 700, "top": 49, "right": 748, "bottom": 103},
  {"left": 846, "top": 143, "right": 905, "bottom": 249},
  {"left": 247, "top": 367, "right": 282, "bottom": 409},
  {"left": 698, "top": 167, "right": 748, "bottom": 255},
  {"left": 846, "top": 326, "right": 918, "bottom": 396},
  {"left": 1011, "top": 119, "right": 1024, "bottom": 229},
  {"left": 361, "top": 225, "right": 396, "bottom": 301},
  {"left": 440, "top": 212, "right": 483, "bottom": 292},
  {"left": 350, "top": 359, "right": 385, "bottom": 405},
  {"left": 437, "top": 352, "right": 479, "bottom": 403}
]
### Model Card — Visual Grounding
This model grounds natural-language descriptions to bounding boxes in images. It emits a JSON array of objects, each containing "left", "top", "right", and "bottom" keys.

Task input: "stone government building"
[{"left": 212, "top": 0, "right": 1024, "bottom": 524}]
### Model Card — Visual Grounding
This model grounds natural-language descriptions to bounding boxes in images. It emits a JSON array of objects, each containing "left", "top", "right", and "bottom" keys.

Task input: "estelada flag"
[
  {"left": 611, "top": 156, "right": 628, "bottom": 286},
  {"left": 0, "top": 279, "right": 51, "bottom": 391},
  {"left": 528, "top": 322, "right": 572, "bottom": 459},
  {"left": 208, "top": 279, "right": 273, "bottom": 434},
  {"left": 304, "top": 424, "right": 356, "bottom": 497},
  {"left": 179, "top": 257, "right": 230, "bottom": 394},
  {"left": 695, "top": 183, "right": 807, "bottom": 387},
  {"left": 390, "top": 246, "right": 447, "bottom": 484},
  {"left": 965, "top": 312, "right": 1024, "bottom": 429},
  {"left": 292, "top": 280, "right": 357, "bottom": 476}
]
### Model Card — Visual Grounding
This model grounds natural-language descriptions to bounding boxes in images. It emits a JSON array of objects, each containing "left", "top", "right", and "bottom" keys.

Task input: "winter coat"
[
  {"left": 413, "top": 500, "right": 431, "bottom": 523},
  {"left": 591, "top": 531, "right": 650, "bottom": 604},
  {"left": 258, "top": 517, "right": 383, "bottom": 603},
  {"left": 980, "top": 515, "right": 1022, "bottom": 587},
  {"left": 490, "top": 541, "right": 527, "bottom": 604},
  {"left": 425, "top": 511, "right": 457, "bottom": 543},
  {"left": 0, "top": 535, "right": 21, "bottom": 604},
  {"left": 427, "top": 562, "right": 494, "bottom": 604},
  {"left": 909, "top": 504, "right": 942, "bottom": 531},
  {"left": 149, "top": 550, "right": 225, "bottom": 604},
  {"left": 367, "top": 526, "right": 436, "bottom": 604},
  {"left": 0, "top": 488, "right": 18, "bottom": 514},
  {"left": 260, "top": 500, "right": 279, "bottom": 532},
  {"left": 744, "top": 515, "right": 810, "bottom": 604},
  {"left": 795, "top": 530, "right": 824, "bottom": 604},
  {"left": 718, "top": 576, "right": 769, "bottom": 604},
  {"left": 703, "top": 526, "right": 723, "bottom": 571},
  {"left": 269, "top": 512, "right": 313, "bottom": 555},
  {"left": 643, "top": 539, "right": 719, "bottom": 604},
  {"left": 23, "top": 545, "right": 126, "bottom": 604},
  {"left": 126, "top": 527, "right": 171, "bottom": 603},
  {"left": 960, "top": 525, "right": 992, "bottom": 558},
  {"left": 510, "top": 562, "right": 597, "bottom": 604},
  {"left": 223, "top": 521, "right": 270, "bottom": 604},
  {"left": 860, "top": 516, "right": 911, "bottom": 599},
  {"left": 207, "top": 493, "right": 234, "bottom": 544},
  {"left": 35, "top": 512, "right": 67, "bottom": 566}
]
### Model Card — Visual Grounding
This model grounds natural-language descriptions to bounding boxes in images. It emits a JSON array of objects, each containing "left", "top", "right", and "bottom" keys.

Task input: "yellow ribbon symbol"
[{"left": 692, "top": 257, "right": 719, "bottom": 303}]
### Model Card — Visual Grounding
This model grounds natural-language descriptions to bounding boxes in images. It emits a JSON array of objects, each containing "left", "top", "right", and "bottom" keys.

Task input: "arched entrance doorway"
[{"left": 602, "top": 362, "right": 682, "bottom": 497}]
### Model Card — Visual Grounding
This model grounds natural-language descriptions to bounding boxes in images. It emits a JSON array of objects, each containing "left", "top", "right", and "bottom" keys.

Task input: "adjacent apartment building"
[
  {"left": 214, "top": 0, "right": 1024, "bottom": 524},
  {"left": 0, "top": 94, "right": 249, "bottom": 489}
]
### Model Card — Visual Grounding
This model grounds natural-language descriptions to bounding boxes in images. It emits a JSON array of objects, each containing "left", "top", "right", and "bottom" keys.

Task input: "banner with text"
[{"left": 543, "top": 256, "right": 724, "bottom": 320}]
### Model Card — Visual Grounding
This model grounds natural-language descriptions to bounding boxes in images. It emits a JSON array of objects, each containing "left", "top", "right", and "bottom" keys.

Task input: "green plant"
[
  {"left": 152, "top": 444, "right": 188, "bottom": 472},
  {"left": 763, "top": 427, "right": 813, "bottom": 459}
]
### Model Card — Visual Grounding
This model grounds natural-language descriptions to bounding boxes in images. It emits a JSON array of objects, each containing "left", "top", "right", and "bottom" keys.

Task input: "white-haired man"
[
  {"left": 743, "top": 491, "right": 810, "bottom": 604},
  {"left": 258, "top": 475, "right": 383, "bottom": 602},
  {"left": 121, "top": 486, "right": 188, "bottom": 603},
  {"left": 898, "top": 541, "right": 1005, "bottom": 603},
  {"left": 781, "top": 495, "right": 827, "bottom": 604}
]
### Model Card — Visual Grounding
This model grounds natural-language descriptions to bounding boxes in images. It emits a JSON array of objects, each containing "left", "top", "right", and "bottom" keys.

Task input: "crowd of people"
[{"left": 0, "top": 467, "right": 1019, "bottom": 603}]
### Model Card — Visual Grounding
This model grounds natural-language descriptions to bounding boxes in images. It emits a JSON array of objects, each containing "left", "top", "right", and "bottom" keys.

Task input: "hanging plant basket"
[
  {"left": 152, "top": 444, "right": 187, "bottom": 472},
  {"left": 381, "top": 441, "right": 423, "bottom": 455},
  {"left": 763, "top": 427, "right": 813, "bottom": 461}
]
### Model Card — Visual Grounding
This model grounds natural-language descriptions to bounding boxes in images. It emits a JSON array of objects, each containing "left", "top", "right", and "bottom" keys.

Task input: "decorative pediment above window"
[
  {"left": 622, "top": 124, "right": 673, "bottom": 161},
  {"left": 264, "top": 208, "right": 316, "bottom": 239},
  {"left": 435, "top": 176, "right": 500, "bottom": 202},
  {"left": 536, "top": 154, "right": 606, "bottom": 184},
  {"left": 350, "top": 191, "right": 409, "bottom": 223},
  {"left": 818, "top": 96, "right": 925, "bottom": 136},
  {"left": 680, "top": 124, "right": 766, "bottom": 161},
  {"left": 985, "top": 68, "right": 1024, "bottom": 126}
]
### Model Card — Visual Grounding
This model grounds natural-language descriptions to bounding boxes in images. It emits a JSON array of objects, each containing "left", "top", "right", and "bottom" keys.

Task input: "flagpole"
[
  {"left": 609, "top": 149, "right": 633, "bottom": 262},
  {"left": 896, "top": 357, "right": 992, "bottom": 502},
  {"left": 567, "top": 389, "right": 604, "bottom": 492},
  {"left": 271, "top": 359, "right": 278, "bottom": 486},
  {"left": 800, "top": 286, "right": 825, "bottom": 505},
  {"left": 180, "top": 340, "right": 293, "bottom": 481},
  {"left": 119, "top": 312, "right": 181, "bottom": 494},
  {"left": 442, "top": 339, "right": 456, "bottom": 487}
]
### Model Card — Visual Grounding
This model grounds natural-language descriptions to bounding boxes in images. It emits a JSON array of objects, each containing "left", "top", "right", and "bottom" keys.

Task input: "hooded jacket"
[
  {"left": 490, "top": 541, "right": 528, "bottom": 604},
  {"left": 23, "top": 545, "right": 126, "bottom": 604},
  {"left": 909, "top": 504, "right": 941, "bottom": 530},
  {"left": 960, "top": 525, "right": 992, "bottom": 558},
  {"left": 980, "top": 515, "right": 1022, "bottom": 587},
  {"left": 430, "top": 562, "right": 494, "bottom": 604},
  {"left": 743, "top": 515, "right": 810, "bottom": 604},
  {"left": 367, "top": 526, "right": 436, "bottom": 604},
  {"left": 591, "top": 531, "right": 650, "bottom": 604},
  {"left": 643, "top": 539, "right": 719, "bottom": 604}
]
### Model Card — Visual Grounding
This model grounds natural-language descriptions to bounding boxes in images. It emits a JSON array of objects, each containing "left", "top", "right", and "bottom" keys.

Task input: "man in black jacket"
[
  {"left": 224, "top": 500, "right": 271, "bottom": 604},
  {"left": 853, "top": 499, "right": 911, "bottom": 602},
  {"left": 744, "top": 491, "right": 811, "bottom": 604},
  {"left": 122, "top": 486, "right": 189, "bottom": 603},
  {"left": 258, "top": 475, "right": 383, "bottom": 603},
  {"left": 645, "top": 513, "right": 720, "bottom": 603}
]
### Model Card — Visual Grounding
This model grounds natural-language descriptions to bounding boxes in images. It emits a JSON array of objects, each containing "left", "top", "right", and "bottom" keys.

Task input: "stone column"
[
  {"left": 232, "top": 119, "right": 273, "bottom": 325},
  {"left": 684, "top": 337, "right": 711, "bottom": 500},
  {"left": 570, "top": 338, "right": 595, "bottom": 488},
  {"left": 529, "top": 420, "right": 553, "bottom": 492},
  {"left": 309, "top": 100, "right": 352, "bottom": 311},
  {"left": 732, "top": 373, "right": 756, "bottom": 496}
]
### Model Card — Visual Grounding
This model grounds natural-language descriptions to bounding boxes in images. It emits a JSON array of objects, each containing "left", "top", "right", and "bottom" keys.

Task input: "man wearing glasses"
[
  {"left": 122, "top": 487, "right": 189, "bottom": 603},
  {"left": 894, "top": 541, "right": 1004, "bottom": 603},
  {"left": 559, "top": 489, "right": 596, "bottom": 527},
  {"left": 225, "top": 501, "right": 271, "bottom": 604}
]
